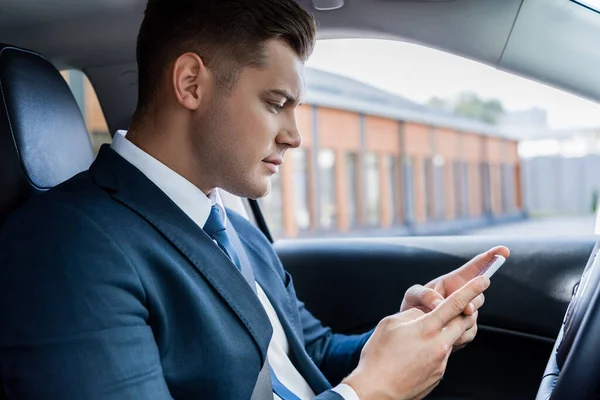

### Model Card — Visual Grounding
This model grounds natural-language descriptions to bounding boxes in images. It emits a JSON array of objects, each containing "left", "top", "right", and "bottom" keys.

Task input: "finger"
[
  {"left": 448, "top": 315, "right": 477, "bottom": 346},
  {"left": 454, "top": 322, "right": 478, "bottom": 348},
  {"left": 440, "top": 306, "right": 479, "bottom": 345},
  {"left": 458, "top": 246, "right": 510, "bottom": 278},
  {"left": 463, "top": 312, "right": 477, "bottom": 332},
  {"left": 462, "top": 312, "right": 477, "bottom": 337},
  {"left": 417, "top": 286, "right": 445, "bottom": 311},
  {"left": 402, "top": 285, "right": 444, "bottom": 309},
  {"left": 464, "top": 293, "right": 485, "bottom": 316},
  {"left": 454, "top": 313, "right": 479, "bottom": 348},
  {"left": 440, "top": 314, "right": 471, "bottom": 346},
  {"left": 424, "top": 276, "right": 490, "bottom": 331}
]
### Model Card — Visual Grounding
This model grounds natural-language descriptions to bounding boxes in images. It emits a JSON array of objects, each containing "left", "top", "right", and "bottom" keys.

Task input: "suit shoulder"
[
  {"left": 0, "top": 172, "right": 118, "bottom": 250},
  {"left": 226, "top": 208, "right": 287, "bottom": 274},
  {"left": 226, "top": 208, "right": 271, "bottom": 245}
]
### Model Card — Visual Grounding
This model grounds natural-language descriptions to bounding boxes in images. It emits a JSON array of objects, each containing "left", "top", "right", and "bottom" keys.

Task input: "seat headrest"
[{"left": 0, "top": 44, "right": 94, "bottom": 225}]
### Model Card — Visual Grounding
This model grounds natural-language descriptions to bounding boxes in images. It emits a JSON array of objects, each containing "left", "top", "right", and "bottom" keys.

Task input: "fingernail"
[
  {"left": 482, "top": 277, "right": 490, "bottom": 289},
  {"left": 432, "top": 299, "right": 443, "bottom": 308}
]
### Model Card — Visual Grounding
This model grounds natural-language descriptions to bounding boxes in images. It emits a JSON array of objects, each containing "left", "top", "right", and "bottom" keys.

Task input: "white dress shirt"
[{"left": 111, "top": 131, "right": 358, "bottom": 400}]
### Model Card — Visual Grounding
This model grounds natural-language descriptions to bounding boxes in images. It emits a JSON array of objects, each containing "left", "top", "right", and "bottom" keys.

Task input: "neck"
[{"left": 127, "top": 116, "right": 215, "bottom": 196}]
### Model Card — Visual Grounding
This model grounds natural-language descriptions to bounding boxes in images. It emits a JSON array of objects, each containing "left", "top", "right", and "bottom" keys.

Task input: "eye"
[{"left": 267, "top": 101, "right": 285, "bottom": 113}]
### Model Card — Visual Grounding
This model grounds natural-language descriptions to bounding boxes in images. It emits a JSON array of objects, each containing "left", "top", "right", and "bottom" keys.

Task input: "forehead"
[{"left": 241, "top": 40, "right": 306, "bottom": 100}]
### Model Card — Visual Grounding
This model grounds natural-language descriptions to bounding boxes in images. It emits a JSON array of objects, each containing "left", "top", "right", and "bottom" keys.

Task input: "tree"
[{"left": 427, "top": 92, "right": 505, "bottom": 124}]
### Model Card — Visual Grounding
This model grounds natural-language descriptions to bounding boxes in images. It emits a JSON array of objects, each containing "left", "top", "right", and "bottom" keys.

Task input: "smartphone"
[{"left": 477, "top": 255, "right": 506, "bottom": 279}]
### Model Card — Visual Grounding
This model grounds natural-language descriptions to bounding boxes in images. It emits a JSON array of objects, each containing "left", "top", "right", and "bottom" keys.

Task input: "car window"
[
  {"left": 61, "top": 69, "right": 111, "bottom": 155},
  {"left": 259, "top": 38, "right": 600, "bottom": 239}
]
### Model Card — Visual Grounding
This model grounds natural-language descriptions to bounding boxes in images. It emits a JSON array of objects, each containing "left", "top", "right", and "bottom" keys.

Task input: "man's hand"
[
  {"left": 343, "top": 276, "right": 491, "bottom": 400},
  {"left": 400, "top": 246, "right": 510, "bottom": 350}
]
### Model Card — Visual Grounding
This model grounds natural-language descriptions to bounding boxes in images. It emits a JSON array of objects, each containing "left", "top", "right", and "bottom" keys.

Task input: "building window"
[
  {"left": 365, "top": 152, "right": 381, "bottom": 226},
  {"left": 318, "top": 149, "right": 337, "bottom": 229},
  {"left": 461, "top": 162, "right": 470, "bottom": 217},
  {"left": 385, "top": 155, "right": 397, "bottom": 223},
  {"left": 293, "top": 150, "right": 311, "bottom": 230},
  {"left": 454, "top": 161, "right": 463, "bottom": 217},
  {"left": 403, "top": 156, "right": 415, "bottom": 223},
  {"left": 454, "top": 161, "right": 470, "bottom": 218},
  {"left": 424, "top": 156, "right": 435, "bottom": 220},
  {"left": 259, "top": 170, "right": 283, "bottom": 236},
  {"left": 433, "top": 155, "right": 445, "bottom": 220},
  {"left": 502, "top": 164, "right": 515, "bottom": 213},
  {"left": 481, "top": 162, "right": 492, "bottom": 215},
  {"left": 346, "top": 153, "right": 359, "bottom": 227}
]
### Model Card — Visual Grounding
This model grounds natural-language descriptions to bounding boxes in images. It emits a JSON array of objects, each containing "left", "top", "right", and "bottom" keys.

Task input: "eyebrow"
[{"left": 265, "top": 89, "right": 304, "bottom": 106}]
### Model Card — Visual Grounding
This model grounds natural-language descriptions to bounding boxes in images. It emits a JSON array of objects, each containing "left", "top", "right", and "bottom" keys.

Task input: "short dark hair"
[{"left": 135, "top": 0, "right": 316, "bottom": 115}]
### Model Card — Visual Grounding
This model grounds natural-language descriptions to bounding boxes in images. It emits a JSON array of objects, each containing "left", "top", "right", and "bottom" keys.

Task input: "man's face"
[{"left": 193, "top": 39, "right": 305, "bottom": 199}]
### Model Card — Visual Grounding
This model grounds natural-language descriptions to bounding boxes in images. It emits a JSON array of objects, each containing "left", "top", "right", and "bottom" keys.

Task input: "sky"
[{"left": 306, "top": 39, "right": 600, "bottom": 130}]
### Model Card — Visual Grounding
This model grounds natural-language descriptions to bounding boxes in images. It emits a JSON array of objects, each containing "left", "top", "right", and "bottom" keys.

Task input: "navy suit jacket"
[{"left": 0, "top": 146, "right": 372, "bottom": 399}]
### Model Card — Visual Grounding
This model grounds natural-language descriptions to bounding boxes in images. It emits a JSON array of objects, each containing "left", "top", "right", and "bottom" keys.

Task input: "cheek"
[{"left": 233, "top": 104, "right": 277, "bottom": 149}]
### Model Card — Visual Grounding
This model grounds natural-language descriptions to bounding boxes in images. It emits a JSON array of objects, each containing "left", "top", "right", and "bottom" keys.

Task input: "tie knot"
[{"left": 204, "top": 205, "right": 226, "bottom": 237}]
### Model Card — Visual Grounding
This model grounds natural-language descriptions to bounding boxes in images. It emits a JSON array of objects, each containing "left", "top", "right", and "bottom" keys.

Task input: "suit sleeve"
[
  {"left": 0, "top": 202, "right": 172, "bottom": 399},
  {"left": 296, "top": 296, "right": 374, "bottom": 387}
]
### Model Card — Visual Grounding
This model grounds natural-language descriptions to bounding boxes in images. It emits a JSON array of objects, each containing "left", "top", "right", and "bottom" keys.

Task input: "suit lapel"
[
  {"left": 89, "top": 146, "right": 272, "bottom": 361},
  {"left": 238, "top": 233, "right": 332, "bottom": 394}
]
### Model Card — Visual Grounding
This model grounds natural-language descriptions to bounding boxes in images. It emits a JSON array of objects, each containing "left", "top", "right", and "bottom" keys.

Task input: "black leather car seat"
[
  {"left": 0, "top": 44, "right": 96, "bottom": 398},
  {"left": 0, "top": 43, "right": 95, "bottom": 226}
]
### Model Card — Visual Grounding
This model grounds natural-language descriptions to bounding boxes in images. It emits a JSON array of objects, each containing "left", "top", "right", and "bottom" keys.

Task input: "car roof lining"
[{"left": 1, "top": 0, "right": 599, "bottom": 133}]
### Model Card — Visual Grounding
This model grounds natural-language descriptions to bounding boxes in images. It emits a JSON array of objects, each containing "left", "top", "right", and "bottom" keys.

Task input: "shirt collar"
[{"left": 110, "top": 130, "right": 226, "bottom": 229}]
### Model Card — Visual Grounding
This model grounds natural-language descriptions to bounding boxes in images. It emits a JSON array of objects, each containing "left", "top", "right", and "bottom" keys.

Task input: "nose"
[{"left": 276, "top": 113, "right": 302, "bottom": 149}]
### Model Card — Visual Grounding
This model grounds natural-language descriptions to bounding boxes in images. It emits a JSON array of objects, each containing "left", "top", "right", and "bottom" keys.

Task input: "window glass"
[
  {"left": 423, "top": 156, "right": 435, "bottom": 221},
  {"left": 61, "top": 70, "right": 111, "bottom": 155},
  {"left": 461, "top": 162, "right": 470, "bottom": 217},
  {"left": 481, "top": 162, "right": 491, "bottom": 215},
  {"left": 502, "top": 164, "right": 515, "bottom": 213},
  {"left": 433, "top": 155, "right": 445, "bottom": 220},
  {"left": 293, "top": 149, "right": 311, "bottom": 230},
  {"left": 365, "top": 152, "right": 381, "bottom": 225},
  {"left": 403, "top": 156, "right": 415, "bottom": 223},
  {"left": 385, "top": 155, "right": 397, "bottom": 223},
  {"left": 255, "top": 38, "right": 600, "bottom": 237},
  {"left": 453, "top": 161, "right": 463, "bottom": 217},
  {"left": 318, "top": 149, "right": 337, "bottom": 229},
  {"left": 346, "top": 153, "right": 359, "bottom": 226}
]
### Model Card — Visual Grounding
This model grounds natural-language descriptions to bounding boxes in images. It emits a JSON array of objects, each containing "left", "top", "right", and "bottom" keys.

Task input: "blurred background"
[{"left": 62, "top": 39, "right": 600, "bottom": 239}]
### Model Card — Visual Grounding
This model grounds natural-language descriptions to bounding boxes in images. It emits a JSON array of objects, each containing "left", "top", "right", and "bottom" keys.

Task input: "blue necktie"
[
  {"left": 203, "top": 205, "right": 301, "bottom": 400},
  {"left": 270, "top": 370, "right": 301, "bottom": 400},
  {"left": 203, "top": 205, "right": 243, "bottom": 271}
]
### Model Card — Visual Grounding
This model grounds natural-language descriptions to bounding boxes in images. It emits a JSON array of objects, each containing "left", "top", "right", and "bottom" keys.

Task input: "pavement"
[{"left": 463, "top": 215, "right": 597, "bottom": 236}]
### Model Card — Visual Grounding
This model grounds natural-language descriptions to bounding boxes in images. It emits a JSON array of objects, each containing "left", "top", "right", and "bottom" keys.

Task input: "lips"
[
  {"left": 262, "top": 157, "right": 282, "bottom": 174},
  {"left": 263, "top": 157, "right": 283, "bottom": 166}
]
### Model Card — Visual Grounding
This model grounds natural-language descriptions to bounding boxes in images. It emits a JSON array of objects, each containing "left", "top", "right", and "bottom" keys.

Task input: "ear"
[{"left": 171, "top": 52, "right": 207, "bottom": 111}]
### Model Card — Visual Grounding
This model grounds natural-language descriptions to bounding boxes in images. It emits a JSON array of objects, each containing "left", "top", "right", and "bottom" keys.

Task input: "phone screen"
[{"left": 477, "top": 255, "right": 506, "bottom": 279}]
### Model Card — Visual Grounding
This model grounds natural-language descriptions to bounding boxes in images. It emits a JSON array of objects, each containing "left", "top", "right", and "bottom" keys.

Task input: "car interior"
[{"left": 2, "top": 0, "right": 600, "bottom": 399}]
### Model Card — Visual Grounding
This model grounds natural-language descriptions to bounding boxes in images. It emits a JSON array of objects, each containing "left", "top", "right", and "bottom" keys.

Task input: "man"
[{"left": 0, "top": 0, "right": 509, "bottom": 399}]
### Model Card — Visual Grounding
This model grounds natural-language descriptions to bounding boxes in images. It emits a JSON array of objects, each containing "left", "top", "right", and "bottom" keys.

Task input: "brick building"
[
  {"left": 260, "top": 69, "right": 523, "bottom": 237},
  {"left": 63, "top": 68, "right": 523, "bottom": 238}
]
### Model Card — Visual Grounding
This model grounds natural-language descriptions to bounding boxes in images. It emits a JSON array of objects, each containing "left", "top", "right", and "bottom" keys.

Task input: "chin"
[
  {"left": 228, "top": 177, "right": 271, "bottom": 200},
  {"left": 249, "top": 182, "right": 271, "bottom": 200}
]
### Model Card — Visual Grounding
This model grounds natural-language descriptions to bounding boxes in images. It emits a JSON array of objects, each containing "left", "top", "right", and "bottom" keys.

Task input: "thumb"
[
  {"left": 421, "top": 288, "right": 445, "bottom": 311},
  {"left": 407, "top": 286, "right": 444, "bottom": 311},
  {"left": 459, "top": 246, "right": 510, "bottom": 278}
]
